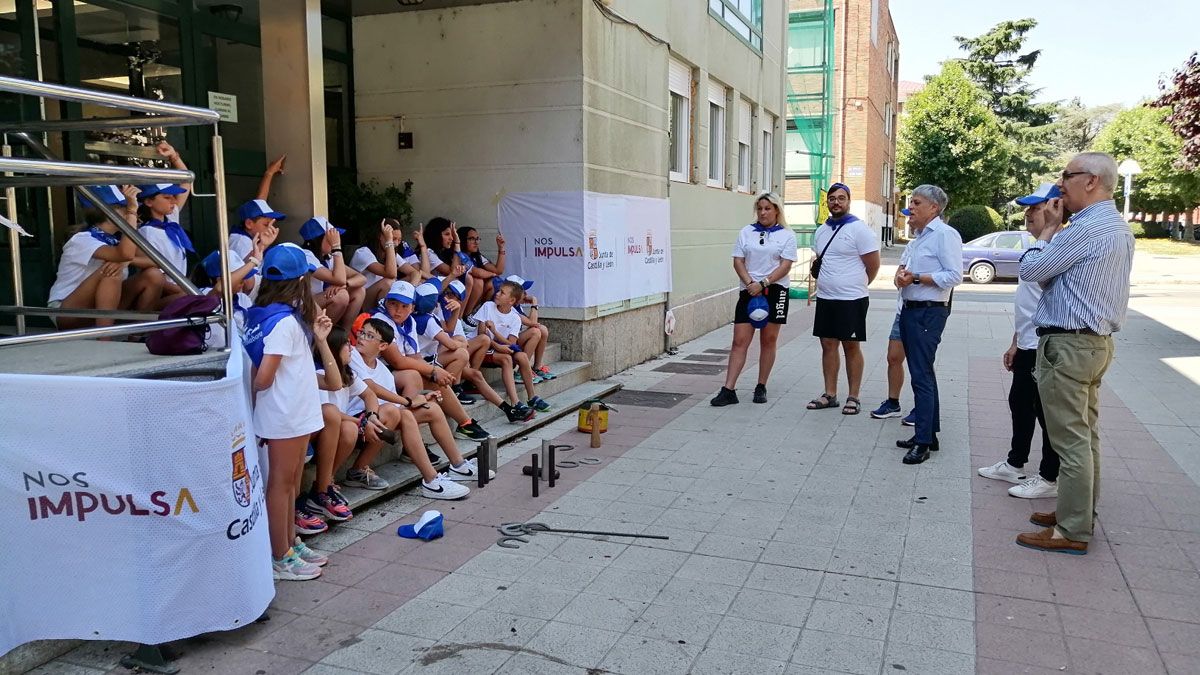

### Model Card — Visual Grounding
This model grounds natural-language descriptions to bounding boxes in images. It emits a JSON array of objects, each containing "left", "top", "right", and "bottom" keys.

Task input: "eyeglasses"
[
  {"left": 827, "top": 196, "right": 849, "bottom": 204},
  {"left": 1060, "top": 170, "right": 1092, "bottom": 181},
  {"left": 466, "top": 236, "right": 481, "bottom": 242},
  {"left": 357, "top": 331, "right": 381, "bottom": 342}
]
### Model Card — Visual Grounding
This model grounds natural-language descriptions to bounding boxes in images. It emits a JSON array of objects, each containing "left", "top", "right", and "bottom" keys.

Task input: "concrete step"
[{"left": 331, "top": 377, "right": 621, "bottom": 513}]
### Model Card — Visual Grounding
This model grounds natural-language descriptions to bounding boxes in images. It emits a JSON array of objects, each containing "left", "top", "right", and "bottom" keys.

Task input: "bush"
[
  {"left": 327, "top": 168, "right": 414, "bottom": 245},
  {"left": 1130, "top": 221, "right": 1170, "bottom": 239},
  {"left": 946, "top": 205, "right": 1003, "bottom": 243}
]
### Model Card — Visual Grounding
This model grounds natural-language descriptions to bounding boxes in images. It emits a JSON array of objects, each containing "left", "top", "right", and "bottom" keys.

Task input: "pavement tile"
[
  {"left": 974, "top": 567, "right": 1056, "bottom": 602},
  {"left": 161, "top": 642, "right": 314, "bottom": 675},
  {"left": 1147, "top": 618, "right": 1200, "bottom": 656},
  {"left": 438, "top": 609, "right": 546, "bottom": 649},
  {"left": 318, "top": 628, "right": 433, "bottom": 675},
  {"left": 319, "top": 554, "right": 392, "bottom": 587},
  {"left": 884, "top": 642, "right": 976, "bottom": 675},
  {"left": 553, "top": 591, "right": 649, "bottom": 632},
  {"left": 482, "top": 580, "right": 579, "bottom": 620},
  {"left": 823, "top": 548, "right": 901, "bottom": 580},
  {"left": 27, "top": 664, "right": 107, "bottom": 675},
  {"left": 694, "top": 532, "right": 770, "bottom": 562},
  {"left": 609, "top": 543, "right": 691, "bottom": 574},
  {"left": 583, "top": 566, "right": 673, "bottom": 601},
  {"left": 414, "top": 572, "right": 508, "bottom": 608},
  {"left": 728, "top": 588, "right": 814, "bottom": 628},
  {"left": 887, "top": 610, "right": 975, "bottom": 655},
  {"left": 598, "top": 634, "right": 698, "bottom": 675},
  {"left": 1058, "top": 604, "right": 1156, "bottom": 648},
  {"left": 1066, "top": 636, "right": 1167, "bottom": 675},
  {"left": 517, "top": 557, "right": 605, "bottom": 591},
  {"left": 373, "top": 599, "right": 476, "bottom": 641},
  {"left": 248, "top": 614, "right": 364, "bottom": 663},
  {"left": 803, "top": 599, "right": 890, "bottom": 640},
  {"left": 1132, "top": 587, "right": 1200, "bottom": 623},
  {"left": 759, "top": 541, "right": 835, "bottom": 570},
  {"left": 57, "top": 641, "right": 137, "bottom": 670},
  {"left": 815, "top": 573, "right": 896, "bottom": 609},
  {"left": 1047, "top": 575, "right": 1139, "bottom": 614},
  {"left": 311, "top": 587, "right": 410, "bottom": 627},
  {"left": 789, "top": 629, "right": 884, "bottom": 675},
  {"left": 652, "top": 576, "right": 741, "bottom": 614},
  {"left": 523, "top": 621, "right": 622, "bottom": 669},
  {"left": 974, "top": 594, "right": 1062, "bottom": 634},
  {"left": 895, "top": 583, "right": 975, "bottom": 621},
  {"left": 673, "top": 553, "right": 756, "bottom": 586},
  {"left": 690, "top": 649, "right": 788, "bottom": 675},
  {"left": 744, "top": 563, "right": 825, "bottom": 597},
  {"left": 705, "top": 615, "right": 802, "bottom": 662},
  {"left": 270, "top": 579, "right": 346, "bottom": 615},
  {"left": 355, "top": 564, "right": 448, "bottom": 597},
  {"left": 628, "top": 603, "right": 724, "bottom": 647},
  {"left": 399, "top": 542, "right": 486, "bottom": 573},
  {"left": 975, "top": 624, "right": 1068, "bottom": 669},
  {"left": 1164, "top": 652, "right": 1200, "bottom": 675}
]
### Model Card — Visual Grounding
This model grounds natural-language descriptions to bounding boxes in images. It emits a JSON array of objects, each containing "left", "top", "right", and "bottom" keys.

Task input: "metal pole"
[
  {"left": 211, "top": 131, "right": 234, "bottom": 347},
  {"left": 3, "top": 143, "right": 23, "bottom": 335},
  {"left": 0, "top": 74, "right": 220, "bottom": 124},
  {"left": 0, "top": 315, "right": 221, "bottom": 348}
]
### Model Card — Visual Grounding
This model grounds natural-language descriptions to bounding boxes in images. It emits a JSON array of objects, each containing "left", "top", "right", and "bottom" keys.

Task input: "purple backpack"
[{"left": 146, "top": 294, "right": 221, "bottom": 355}]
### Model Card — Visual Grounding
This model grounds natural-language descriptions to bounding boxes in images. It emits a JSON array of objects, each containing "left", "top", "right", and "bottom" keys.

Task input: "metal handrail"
[
  {"left": 0, "top": 156, "right": 194, "bottom": 186},
  {"left": 0, "top": 306, "right": 159, "bottom": 321},
  {"left": 0, "top": 114, "right": 198, "bottom": 133},
  {"left": 0, "top": 76, "right": 232, "bottom": 350},
  {"left": 0, "top": 75, "right": 220, "bottom": 124}
]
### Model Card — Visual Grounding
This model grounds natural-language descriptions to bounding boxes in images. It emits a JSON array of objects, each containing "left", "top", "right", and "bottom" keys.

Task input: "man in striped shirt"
[{"left": 1015, "top": 152, "right": 1134, "bottom": 555}]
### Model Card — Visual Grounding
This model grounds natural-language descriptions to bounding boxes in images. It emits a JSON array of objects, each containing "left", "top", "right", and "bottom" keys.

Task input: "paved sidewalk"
[{"left": 37, "top": 289, "right": 1200, "bottom": 674}]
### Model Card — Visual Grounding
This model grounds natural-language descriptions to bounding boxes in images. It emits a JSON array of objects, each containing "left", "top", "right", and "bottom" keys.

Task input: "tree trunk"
[{"left": 1185, "top": 211, "right": 1195, "bottom": 243}]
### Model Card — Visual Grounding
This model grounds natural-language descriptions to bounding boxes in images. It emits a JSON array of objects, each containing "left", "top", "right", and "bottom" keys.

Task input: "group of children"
[{"left": 48, "top": 149, "right": 559, "bottom": 582}]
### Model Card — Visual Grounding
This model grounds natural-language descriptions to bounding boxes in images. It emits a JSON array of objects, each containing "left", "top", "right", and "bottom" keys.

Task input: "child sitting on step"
[{"left": 475, "top": 280, "right": 551, "bottom": 413}]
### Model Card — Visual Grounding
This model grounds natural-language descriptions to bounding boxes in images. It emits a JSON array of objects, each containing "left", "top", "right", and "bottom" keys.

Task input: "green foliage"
[
  {"left": 1129, "top": 221, "right": 1170, "bottom": 239},
  {"left": 1093, "top": 106, "right": 1200, "bottom": 215},
  {"left": 954, "top": 19, "right": 1060, "bottom": 206},
  {"left": 896, "top": 62, "right": 1010, "bottom": 209},
  {"left": 947, "top": 205, "right": 1004, "bottom": 243},
  {"left": 327, "top": 168, "right": 414, "bottom": 244}
]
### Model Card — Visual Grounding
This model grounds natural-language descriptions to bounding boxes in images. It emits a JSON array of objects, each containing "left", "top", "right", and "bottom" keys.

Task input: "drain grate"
[
  {"left": 704, "top": 348, "right": 730, "bottom": 354},
  {"left": 604, "top": 389, "right": 691, "bottom": 409},
  {"left": 684, "top": 354, "right": 726, "bottom": 363},
  {"left": 652, "top": 362, "right": 726, "bottom": 375}
]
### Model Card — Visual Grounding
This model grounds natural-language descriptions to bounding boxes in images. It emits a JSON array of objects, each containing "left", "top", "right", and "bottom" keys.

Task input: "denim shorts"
[{"left": 888, "top": 314, "right": 901, "bottom": 341}]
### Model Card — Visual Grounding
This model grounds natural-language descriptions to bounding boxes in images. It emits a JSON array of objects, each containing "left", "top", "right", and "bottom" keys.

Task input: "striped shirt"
[
  {"left": 1018, "top": 199, "right": 1133, "bottom": 335},
  {"left": 899, "top": 217, "right": 962, "bottom": 302}
]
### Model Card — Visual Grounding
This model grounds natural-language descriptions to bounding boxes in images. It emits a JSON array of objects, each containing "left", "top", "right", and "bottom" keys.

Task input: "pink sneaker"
[{"left": 295, "top": 508, "right": 328, "bottom": 535}]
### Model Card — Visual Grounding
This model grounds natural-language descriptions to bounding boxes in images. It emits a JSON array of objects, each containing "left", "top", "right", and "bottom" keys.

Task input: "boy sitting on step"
[{"left": 475, "top": 280, "right": 551, "bottom": 414}]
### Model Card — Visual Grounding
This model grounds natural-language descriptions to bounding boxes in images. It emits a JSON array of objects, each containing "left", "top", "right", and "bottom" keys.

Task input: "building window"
[
  {"left": 668, "top": 57, "right": 692, "bottom": 183},
  {"left": 707, "top": 81, "right": 727, "bottom": 187},
  {"left": 762, "top": 125, "right": 774, "bottom": 191},
  {"left": 884, "top": 101, "right": 893, "bottom": 137},
  {"left": 785, "top": 124, "right": 812, "bottom": 177},
  {"left": 882, "top": 162, "right": 891, "bottom": 199},
  {"left": 708, "top": 0, "right": 762, "bottom": 51},
  {"left": 736, "top": 99, "right": 752, "bottom": 192}
]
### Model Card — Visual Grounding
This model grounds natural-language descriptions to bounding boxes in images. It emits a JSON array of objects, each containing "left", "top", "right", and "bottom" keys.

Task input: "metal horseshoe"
[
  {"left": 578, "top": 457, "right": 602, "bottom": 465},
  {"left": 499, "top": 523, "right": 529, "bottom": 537},
  {"left": 496, "top": 535, "right": 528, "bottom": 549},
  {"left": 555, "top": 460, "right": 580, "bottom": 468}
]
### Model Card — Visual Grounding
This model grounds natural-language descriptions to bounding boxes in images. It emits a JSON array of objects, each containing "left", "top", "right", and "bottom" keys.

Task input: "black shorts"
[
  {"left": 734, "top": 284, "right": 789, "bottom": 325},
  {"left": 813, "top": 297, "right": 869, "bottom": 341}
]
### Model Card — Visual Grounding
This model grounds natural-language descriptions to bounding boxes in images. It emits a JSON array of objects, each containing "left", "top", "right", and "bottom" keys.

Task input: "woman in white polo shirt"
[{"left": 711, "top": 192, "right": 799, "bottom": 406}]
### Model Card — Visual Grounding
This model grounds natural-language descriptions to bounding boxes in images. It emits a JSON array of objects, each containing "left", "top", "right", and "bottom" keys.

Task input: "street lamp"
[{"left": 1118, "top": 158, "right": 1142, "bottom": 221}]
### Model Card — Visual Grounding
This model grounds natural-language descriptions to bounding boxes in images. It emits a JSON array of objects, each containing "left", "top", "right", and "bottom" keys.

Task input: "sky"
[{"left": 890, "top": 0, "right": 1197, "bottom": 108}]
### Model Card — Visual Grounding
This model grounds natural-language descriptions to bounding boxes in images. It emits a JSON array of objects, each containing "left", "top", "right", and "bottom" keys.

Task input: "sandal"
[
  {"left": 842, "top": 397, "right": 861, "bottom": 415},
  {"left": 807, "top": 393, "right": 840, "bottom": 410}
]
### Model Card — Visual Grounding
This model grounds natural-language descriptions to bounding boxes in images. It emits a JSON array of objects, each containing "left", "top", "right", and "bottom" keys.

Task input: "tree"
[
  {"left": 1153, "top": 52, "right": 1200, "bottom": 169},
  {"left": 1093, "top": 106, "right": 1200, "bottom": 238},
  {"left": 896, "top": 62, "right": 1010, "bottom": 211},
  {"left": 1048, "top": 98, "right": 1122, "bottom": 164},
  {"left": 954, "top": 19, "right": 1060, "bottom": 207}
]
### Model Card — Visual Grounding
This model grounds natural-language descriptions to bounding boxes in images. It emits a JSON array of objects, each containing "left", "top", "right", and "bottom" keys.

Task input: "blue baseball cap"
[
  {"left": 201, "top": 250, "right": 257, "bottom": 281},
  {"left": 261, "top": 244, "right": 316, "bottom": 281},
  {"left": 900, "top": 207, "right": 912, "bottom": 216},
  {"left": 1015, "top": 183, "right": 1062, "bottom": 206},
  {"left": 415, "top": 279, "right": 442, "bottom": 297},
  {"left": 386, "top": 280, "right": 416, "bottom": 304},
  {"left": 137, "top": 183, "right": 187, "bottom": 200},
  {"left": 445, "top": 279, "right": 466, "bottom": 299},
  {"left": 504, "top": 274, "right": 534, "bottom": 290},
  {"left": 238, "top": 199, "right": 287, "bottom": 222},
  {"left": 299, "top": 216, "right": 345, "bottom": 242},
  {"left": 77, "top": 185, "right": 127, "bottom": 208}
]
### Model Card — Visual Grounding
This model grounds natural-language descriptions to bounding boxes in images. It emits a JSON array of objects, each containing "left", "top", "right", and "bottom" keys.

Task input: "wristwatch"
[{"left": 913, "top": 275, "right": 922, "bottom": 285}]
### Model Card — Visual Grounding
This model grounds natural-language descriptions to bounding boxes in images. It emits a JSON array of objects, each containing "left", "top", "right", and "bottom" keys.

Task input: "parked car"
[{"left": 961, "top": 231, "right": 1036, "bottom": 284}]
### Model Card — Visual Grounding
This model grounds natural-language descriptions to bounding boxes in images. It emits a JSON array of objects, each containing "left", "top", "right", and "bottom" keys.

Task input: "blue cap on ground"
[{"left": 397, "top": 510, "right": 444, "bottom": 541}]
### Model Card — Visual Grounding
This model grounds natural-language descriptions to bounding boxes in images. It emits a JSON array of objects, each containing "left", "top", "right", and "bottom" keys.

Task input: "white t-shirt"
[
  {"left": 350, "top": 246, "right": 387, "bottom": 289},
  {"left": 812, "top": 219, "right": 880, "bottom": 300},
  {"left": 349, "top": 348, "right": 398, "bottom": 414},
  {"left": 316, "top": 368, "right": 369, "bottom": 414},
  {"left": 48, "top": 230, "right": 128, "bottom": 303},
  {"left": 408, "top": 314, "right": 445, "bottom": 357},
  {"left": 301, "top": 249, "right": 336, "bottom": 295},
  {"left": 229, "top": 231, "right": 254, "bottom": 261},
  {"left": 473, "top": 301, "right": 523, "bottom": 341},
  {"left": 425, "top": 249, "right": 445, "bottom": 270},
  {"left": 731, "top": 225, "right": 799, "bottom": 289},
  {"left": 253, "top": 315, "right": 324, "bottom": 440},
  {"left": 140, "top": 225, "right": 189, "bottom": 277},
  {"left": 1014, "top": 279, "right": 1043, "bottom": 351}
]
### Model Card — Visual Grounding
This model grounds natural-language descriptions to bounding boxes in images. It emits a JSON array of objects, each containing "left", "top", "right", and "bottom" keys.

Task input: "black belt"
[
  {"left": 1036, "top": 326, "right": 1099, "bottom": 337},
  {"left": 903, "top": 300, "right": 948, "bottom": 308}
]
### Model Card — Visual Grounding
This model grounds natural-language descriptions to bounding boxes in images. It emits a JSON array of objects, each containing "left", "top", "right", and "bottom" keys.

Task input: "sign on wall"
[
  {"left": 207, "top": 91, "right": 239, "bottom": 123},
  {"left": 498, "top": 191, "right": 671, "bottom": 308},
  {"left": 0, "top": 347, "right": 273, "bottom": 656}
]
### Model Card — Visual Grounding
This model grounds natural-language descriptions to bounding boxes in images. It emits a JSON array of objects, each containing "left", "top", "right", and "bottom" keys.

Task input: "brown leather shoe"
[
  {"left": 1030, "top": 511, "right": 1057, "bottom": 527},
  {"left": 1015, "top": 527, "right": 1088, "bottom": 555}
]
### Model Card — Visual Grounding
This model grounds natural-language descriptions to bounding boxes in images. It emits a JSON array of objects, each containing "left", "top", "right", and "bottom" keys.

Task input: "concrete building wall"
[{"left": 352, "top": 0, "right": 586, "bottom": 236}]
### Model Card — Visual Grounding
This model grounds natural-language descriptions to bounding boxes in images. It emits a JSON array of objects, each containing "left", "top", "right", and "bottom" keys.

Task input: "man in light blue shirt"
[{"left": 894, "top": 184, "right": 962, "bottom": 464}]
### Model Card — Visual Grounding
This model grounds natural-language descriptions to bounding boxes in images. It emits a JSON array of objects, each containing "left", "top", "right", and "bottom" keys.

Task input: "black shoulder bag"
[{"left": 810, "top": 224, "right": 844, "bottom": 279}]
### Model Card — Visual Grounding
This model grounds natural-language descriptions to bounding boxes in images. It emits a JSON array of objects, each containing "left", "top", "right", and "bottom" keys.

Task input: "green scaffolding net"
[{"left": 785, "top": 0, "right": 834, "bottom": 249}]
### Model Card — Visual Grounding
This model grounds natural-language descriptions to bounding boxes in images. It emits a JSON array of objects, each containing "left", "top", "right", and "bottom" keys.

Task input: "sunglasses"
[{"left": 759, "top": 232, "right": 766, "bottom": 245}]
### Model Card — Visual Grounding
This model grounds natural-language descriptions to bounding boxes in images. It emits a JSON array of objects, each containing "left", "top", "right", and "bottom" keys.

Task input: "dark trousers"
[
  {"left": 899, "top": 305, "right": 949, "bottom": 445},
  {"left": 1008, "top": 348, "right": 1060, "bottom": 481}
]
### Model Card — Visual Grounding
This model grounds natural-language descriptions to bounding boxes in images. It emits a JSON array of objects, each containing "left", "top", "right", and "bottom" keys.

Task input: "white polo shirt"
[
  {"left": 812, "top": 218, "right": 879, "bottom": 301},
  {"left": 732, "top": 225, "right": 799, "bottom": 289},
  {"left": 1014, "top": 279, "right": 1042, "bottom": 350}
]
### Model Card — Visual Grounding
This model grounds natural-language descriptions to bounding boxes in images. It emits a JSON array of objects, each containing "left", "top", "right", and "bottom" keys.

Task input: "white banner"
[
  {"left": 498, "top": 191, "right": 672, "bottom": 308},
  {"left": 0, "top": 346, "right": 273, "bottom": 657}
]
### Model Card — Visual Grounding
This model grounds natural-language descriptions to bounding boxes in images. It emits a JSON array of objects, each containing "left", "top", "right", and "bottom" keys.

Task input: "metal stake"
[
  {"left": 530, "top": 453, "right": 539, "bottom": 498},
  {"left": 477, "top": 439, "right": 489, "bottom": 488}
]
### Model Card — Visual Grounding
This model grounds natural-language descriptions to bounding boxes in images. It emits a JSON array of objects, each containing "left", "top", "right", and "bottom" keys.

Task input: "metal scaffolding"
[{"left": 785, "top": 0, "right": 835, "bottom": 237}]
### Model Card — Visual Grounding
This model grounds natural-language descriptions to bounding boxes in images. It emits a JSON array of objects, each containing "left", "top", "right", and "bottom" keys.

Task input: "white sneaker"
[
  {"left": 293, "top": 537, "right": 329, "bottom": 567},
  {"left": 445, "top": 458, "right": 496, "bottom": 482},
  {"left": 422, "top": 474, "right": 470, "bottom": 500},
  {"left": 978, "top": 461, "right": 1027, "bottom": 484},
  {"left": 1009, "top": 475, "right": 1058, "bottom": 499},
  {"left": 272, "top": 549, "right": 322, "bottom": 581}
]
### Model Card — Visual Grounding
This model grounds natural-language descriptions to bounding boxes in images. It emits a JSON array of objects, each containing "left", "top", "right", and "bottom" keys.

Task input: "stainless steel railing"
[{"left": 0, "top": 75, "right": 234, "bottom": 350}]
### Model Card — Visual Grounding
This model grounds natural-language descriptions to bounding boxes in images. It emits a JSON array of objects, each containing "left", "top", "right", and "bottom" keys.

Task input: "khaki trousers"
[{"left": 1036, "top": 333, "right": 1114, "bottom": 542}]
